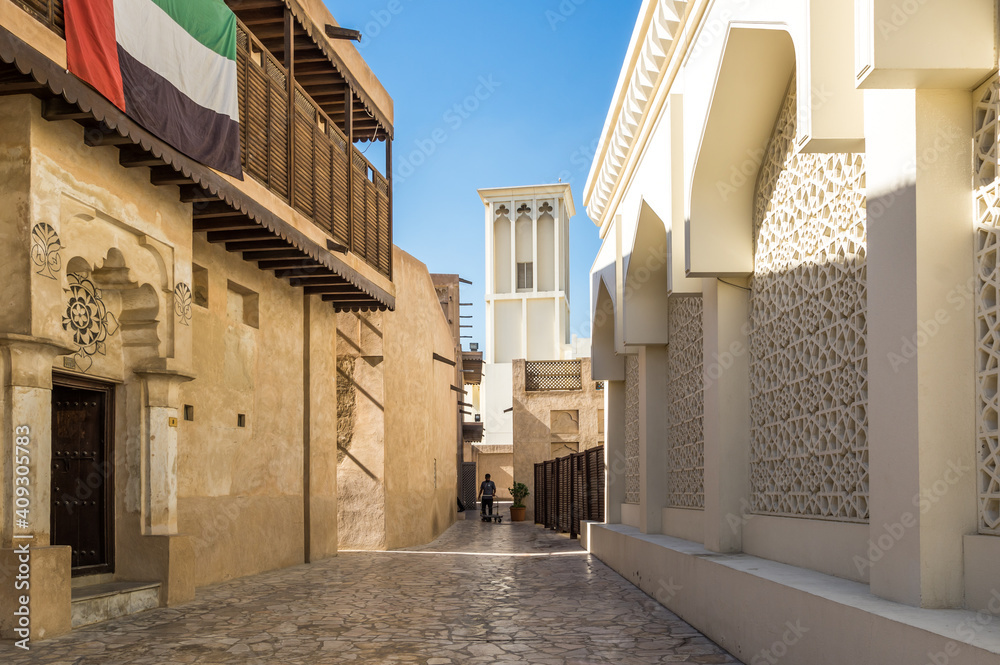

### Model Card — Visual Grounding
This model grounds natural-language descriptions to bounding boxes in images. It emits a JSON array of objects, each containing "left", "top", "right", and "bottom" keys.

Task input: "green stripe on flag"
[{"left": 146, "top": 0, "right": 237, "bottom": 61}]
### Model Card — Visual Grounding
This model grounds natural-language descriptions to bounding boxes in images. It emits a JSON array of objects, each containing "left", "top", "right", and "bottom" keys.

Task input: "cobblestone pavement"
[{"left": 1, "top": 516, "right": 742, "bottom": 664}]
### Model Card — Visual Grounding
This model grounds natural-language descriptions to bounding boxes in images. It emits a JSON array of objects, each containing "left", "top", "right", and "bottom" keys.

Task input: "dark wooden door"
[{"left": 51, "top": 375, "right": 114, "bottom": 576}]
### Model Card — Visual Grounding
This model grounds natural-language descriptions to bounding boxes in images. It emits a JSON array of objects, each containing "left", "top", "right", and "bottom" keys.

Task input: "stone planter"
[{"left": 510, "top": 506, "right": 526, "bottom": 522}]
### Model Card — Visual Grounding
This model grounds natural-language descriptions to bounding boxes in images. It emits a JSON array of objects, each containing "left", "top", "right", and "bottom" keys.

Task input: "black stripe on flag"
[{"left": 118, "top": 46, "right": 242, "bottom": 178}]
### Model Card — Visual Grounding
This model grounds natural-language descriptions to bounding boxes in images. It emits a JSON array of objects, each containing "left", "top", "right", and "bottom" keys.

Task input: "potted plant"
[{"left": 509, "top": 482, "right": 529, "bottom": 522}]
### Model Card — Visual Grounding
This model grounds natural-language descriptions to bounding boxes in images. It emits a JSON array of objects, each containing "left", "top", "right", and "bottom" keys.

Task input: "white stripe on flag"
[{"left": 114, "top": 0, "right": 239, "bottom": 122}]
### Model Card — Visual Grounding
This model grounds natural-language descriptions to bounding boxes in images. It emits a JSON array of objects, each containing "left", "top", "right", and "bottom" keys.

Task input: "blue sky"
[{"left": 325, "top": 1, "right": 642, "bottom": 349}]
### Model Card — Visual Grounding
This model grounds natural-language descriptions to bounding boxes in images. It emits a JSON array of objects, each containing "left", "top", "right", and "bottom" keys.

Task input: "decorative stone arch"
[
  {"left": 58, "top": 206, "right": 181, "bottom": 361},
  {"left": 591, "top": 277, "right": 623, "bottom": 381},
  {"left": 686, "top": 25, "right": 796, "bottom": 278},
  {"left": 622, "top": 199, "right": 669, "bottom": 346}
]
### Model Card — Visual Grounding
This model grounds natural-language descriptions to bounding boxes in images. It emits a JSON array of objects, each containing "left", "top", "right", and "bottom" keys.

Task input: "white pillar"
[
  {"left": 605, "top": 379, "right": 627, "bottom": 524},
  {"left": 639, "top": 344, "right": 668, "bottom": 534},
  {"left": 865, "top": 88, "right": 977, "bottom": 608},
  {"left": 135, "top": 369, "right": 193, "bottom": 536},
  {"left": 702, "top": 278, "right": 751, "bottom": 553}
]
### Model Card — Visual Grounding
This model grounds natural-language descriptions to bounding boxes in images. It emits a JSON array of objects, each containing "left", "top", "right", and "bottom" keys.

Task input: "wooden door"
[{"left": 50, "top": 375, "right": 114, "bottom": 575}]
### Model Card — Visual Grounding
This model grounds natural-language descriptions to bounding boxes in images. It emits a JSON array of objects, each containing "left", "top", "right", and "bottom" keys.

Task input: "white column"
[
  {"left": 532, "top": 197, "right": 538, "bottom": 293},
  {"left": 554, "top": 198, "right": 562, "bottom": 292},
  {"left": 639, "top": 344, "right": 668, "bottom": 534},
  {"left": 702, "top": 278, "right": 751, "bottom": 553},
  {"left": 509, "top": 198, "right": 516, "bottom": 293},
  {"left": 485, "top": 200, "right": 493, "bottom": 295},
  {"left": 136, "top": 369, "right": 194, "bottom": 536},
  {"left": 605, "top": 379, "right": 627, "bottom": 523},
  {"left": 865, "top": 88, "right": 976, "bottom": 608}
]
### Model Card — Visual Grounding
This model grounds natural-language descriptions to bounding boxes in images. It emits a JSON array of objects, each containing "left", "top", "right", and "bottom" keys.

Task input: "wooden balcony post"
[
  {"left": 386, "top": 136, "right": 393, "bottom": 277},
  {"left": 345, "top": 89, "right": 354, "bottom": 253},
  {"left": 284, "top": 8, "right": 296, "bottom": 209}
]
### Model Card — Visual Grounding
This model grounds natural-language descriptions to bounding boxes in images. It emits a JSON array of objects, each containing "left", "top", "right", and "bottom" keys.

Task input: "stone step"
[{"left": 70, "top": 581, "right": 161, "bottom": 629}]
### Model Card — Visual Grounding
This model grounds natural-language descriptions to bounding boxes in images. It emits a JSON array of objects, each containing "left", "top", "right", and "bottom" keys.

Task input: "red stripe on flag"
[{"left": 65, "top": 0, "right": 125, "bottom": 112}]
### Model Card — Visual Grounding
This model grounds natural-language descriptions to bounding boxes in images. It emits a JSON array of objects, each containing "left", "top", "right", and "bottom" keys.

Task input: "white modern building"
[{"left": 582, "top": 1, "right": 1000, "bottom": 664}]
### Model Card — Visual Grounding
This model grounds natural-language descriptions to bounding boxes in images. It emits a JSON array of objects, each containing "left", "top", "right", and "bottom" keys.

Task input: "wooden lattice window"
[{"left": 525, "top": 361, "right": 582, "bottom": 392}]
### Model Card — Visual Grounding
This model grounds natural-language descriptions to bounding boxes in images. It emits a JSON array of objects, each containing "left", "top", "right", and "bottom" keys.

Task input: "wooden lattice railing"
[{"left": 525, "top": 360, "right": 583, "bottom": 391}]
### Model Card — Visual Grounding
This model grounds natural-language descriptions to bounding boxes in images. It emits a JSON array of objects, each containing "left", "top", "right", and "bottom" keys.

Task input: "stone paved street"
[{"left": 0, "top": 517, "right": 742, "bottom": 664}]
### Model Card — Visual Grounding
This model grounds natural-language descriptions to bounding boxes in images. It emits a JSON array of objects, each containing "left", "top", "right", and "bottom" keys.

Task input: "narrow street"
[{"left": 1, "top": 518, "right": 741, "bottom": 664}]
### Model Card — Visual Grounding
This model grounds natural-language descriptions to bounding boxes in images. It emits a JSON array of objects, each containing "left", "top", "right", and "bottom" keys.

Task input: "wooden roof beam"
[{"left": 205, "top": 229, "right": 273, "bottom": 243}]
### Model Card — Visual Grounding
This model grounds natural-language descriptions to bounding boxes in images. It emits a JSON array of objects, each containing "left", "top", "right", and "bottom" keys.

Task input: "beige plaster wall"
[
  {"left": 337, "top": 249, "right": 458, "bottom": 550},
  {"left": 474, "top": 451, "right": 513, "bottom": 501},
  {"left": 336, "top": 311, "right": 387, "bottom": 550},
  {"left": 512, "top": 358, "right": 604, "bottom": 521},
  {"left": 383, "top": 249, "right": 458, "bottom": 549},
  {"left": 0, "top": 96, "right": 32, "bottom": 335},
  {"left": 176, "top": 239, "right": 308, "bottom": 587}
]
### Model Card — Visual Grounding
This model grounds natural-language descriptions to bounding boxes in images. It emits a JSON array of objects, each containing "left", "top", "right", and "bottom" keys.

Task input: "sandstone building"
[{"left": 0, "top": 0, "right": 457, "bottom": 641}]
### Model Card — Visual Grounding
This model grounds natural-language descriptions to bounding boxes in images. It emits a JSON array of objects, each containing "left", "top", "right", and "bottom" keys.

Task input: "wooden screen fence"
[{"left": 534, "top": 446, "right": 604, "bottom": 539}]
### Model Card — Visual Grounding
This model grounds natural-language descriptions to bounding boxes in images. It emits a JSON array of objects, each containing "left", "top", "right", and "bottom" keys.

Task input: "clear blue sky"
[{"left": 325, "top": 1, "right": 642, "bottom": 349}]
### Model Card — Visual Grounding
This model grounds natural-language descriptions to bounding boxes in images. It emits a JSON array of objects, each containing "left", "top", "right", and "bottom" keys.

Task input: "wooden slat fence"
[{"left": 534, "top": 446, "right": 604, "bottom": 538}]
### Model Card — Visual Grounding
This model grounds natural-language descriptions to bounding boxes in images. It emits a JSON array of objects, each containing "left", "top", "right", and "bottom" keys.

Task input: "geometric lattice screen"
[
  {"left": 624, "top": 354, "right": 640, "bottom": 505},
  {"left": 749, "top": 82, "right": 870, "bottom": 523},
  {"left": 975, "top": 75, "right": 1000, "bottom": 535},
  {"left": 666, "top": 296, "right": 704, "bottom": 509}
]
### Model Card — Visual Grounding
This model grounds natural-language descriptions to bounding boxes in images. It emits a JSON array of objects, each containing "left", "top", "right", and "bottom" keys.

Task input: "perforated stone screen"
[
  {"left": 748, "top": 83, "right": 870, "bottom": 523},
  {"left": 666, "top": 296, "right": 704, "bottom": 509},
  {"left": 525, "top": 361, "right": 583, "bottom": 391},
  {"left": 624, "top": 354, "right": 640, "bottom": 504},
  {"left": 975, "top": 75, "right": 1000, "bottom": 535}
]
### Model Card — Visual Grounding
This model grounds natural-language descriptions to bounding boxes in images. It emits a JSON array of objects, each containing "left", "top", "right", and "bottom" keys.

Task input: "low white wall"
[
  {"left": 661, "top": 507, "right": 703, "bottom": 543},
  {"left": 586, "top": 523, "right": 1000, "bottom": 665},
  {"left": 621, "top": 503, "right": 641, "bottom": 529},
  {"left": 742, "top": 515, "right": 870, "bottom": 584}
]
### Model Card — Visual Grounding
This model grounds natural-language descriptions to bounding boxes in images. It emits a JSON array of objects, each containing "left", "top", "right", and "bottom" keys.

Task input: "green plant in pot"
[{"left": 509, "top": 482, "right": 529, "bottom": 522}]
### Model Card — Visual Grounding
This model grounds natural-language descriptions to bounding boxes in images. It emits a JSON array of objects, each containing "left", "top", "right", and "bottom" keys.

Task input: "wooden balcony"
[
  {"left": 234, "top": 21, "right": 391, "bottom": 277},
  {"left": 3, "top": 0, "right": 396, "bottom": 308}
]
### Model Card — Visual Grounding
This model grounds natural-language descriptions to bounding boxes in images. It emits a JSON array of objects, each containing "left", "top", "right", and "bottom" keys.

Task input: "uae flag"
[{"left": 65, "top": 0, "right": 242, "bottom": 177}]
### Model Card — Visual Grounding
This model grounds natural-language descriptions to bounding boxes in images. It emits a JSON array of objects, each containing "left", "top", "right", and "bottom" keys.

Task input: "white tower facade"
[{"left": 477, "top": 183, "right": 577, "bottom": 446}]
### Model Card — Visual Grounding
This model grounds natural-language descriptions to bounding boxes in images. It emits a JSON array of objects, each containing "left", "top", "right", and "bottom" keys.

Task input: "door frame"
[{"left": 51, "top": 372, "right": 116, "bottom": 577}]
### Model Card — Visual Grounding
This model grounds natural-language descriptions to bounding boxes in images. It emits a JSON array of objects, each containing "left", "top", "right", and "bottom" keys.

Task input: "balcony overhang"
[
  {"left": 462, "top": 352, "right": 484, "bottom": 385},
  {"left": 0, "top": 24, "right": 394, "bottom": 312},
  {"left": 463, "top": 422, "right": 484, "bottom": 443}
]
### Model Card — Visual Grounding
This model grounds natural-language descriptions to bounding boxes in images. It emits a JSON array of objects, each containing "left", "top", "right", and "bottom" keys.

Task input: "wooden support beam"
[
  {"left": 150, "top": 166, "right": 195, "bottom": 186},
  {"left": 242, "top": 249, "right": 305, "bottom": 260},
  {"left": 42, "top": 98, "right": 90, "bottom": 121},
  {"left": 205, "top": 229, "right": 272, "bottom": 243},
  {"left": 192, "top": 219, "right": 258, "bottom": 233},
  {"left": 258, "top": 258, "right": 319, "bottom": 270},
  {"left": 119, "top": 148, "right": 166, "bottom": 168},
  {"left": 0, "top": 81, "right": 46, "bottom": 95},
  {"left": 289, "top": 276, "right": 349, "bottom": 287},
  {"left": 433, "top": 353, "right": 457, "bottom": 367},
  {"left": 191, "top": 202, "right": 248, "bottom": 219},
  {"left": 321, "top": 293, "right": 379, "bottom": 302},
  {"left": 179, "top": 186, "right": 219, "bottom": 203},
  {"left": 303, "top": 284, "right": 360, "bottom": 295},
  {"left": 225, "top": 239, "right": 289, "bottom": 251},
  {"left": 85, "top": 131, "right": 133, "bottom": 147},
  {"left": 274, "top": 268, "right": 335, "bottom": 279}
]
